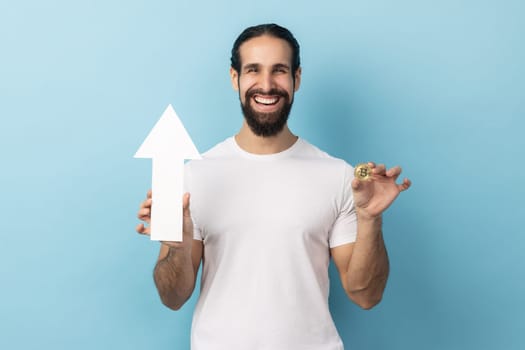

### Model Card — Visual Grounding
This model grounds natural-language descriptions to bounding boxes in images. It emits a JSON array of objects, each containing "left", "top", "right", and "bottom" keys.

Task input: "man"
[{"left": 136, "top": 23, "right": 411, "bottom": 350}]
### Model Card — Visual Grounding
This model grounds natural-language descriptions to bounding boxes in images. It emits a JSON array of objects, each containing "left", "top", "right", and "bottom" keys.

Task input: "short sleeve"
[{"left": 328, "top": 163, "right": 357, "bottom": 247}]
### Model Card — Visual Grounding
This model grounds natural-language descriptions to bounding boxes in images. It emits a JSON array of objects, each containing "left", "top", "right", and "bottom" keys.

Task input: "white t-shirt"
[{"left": 184, "top": 137, "right": 357, "bottom": 350}]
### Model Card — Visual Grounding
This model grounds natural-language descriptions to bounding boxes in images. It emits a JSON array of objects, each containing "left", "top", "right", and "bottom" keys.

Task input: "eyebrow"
[
  {"left": 243, "top": 63, "right": 260, "bottom": 71},
  {"left": 242, "top": 63, "right": 291, "bottom": 71},
  {"left": 273, "top": 63, "right": 290, "bottom": 70}
]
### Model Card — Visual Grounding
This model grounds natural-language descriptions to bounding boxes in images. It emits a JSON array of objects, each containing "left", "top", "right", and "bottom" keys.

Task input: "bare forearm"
[
  {"left": 346, "top": 214, "right": 389, "bottom": 309},
  {"left": 153, "top": 247, "right": 196, "bottom": 310}
]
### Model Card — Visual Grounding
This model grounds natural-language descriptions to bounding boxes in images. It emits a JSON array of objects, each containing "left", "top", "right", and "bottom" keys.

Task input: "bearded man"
[{"left": 136, "top": 23, "right": 411, "bottom": 350}]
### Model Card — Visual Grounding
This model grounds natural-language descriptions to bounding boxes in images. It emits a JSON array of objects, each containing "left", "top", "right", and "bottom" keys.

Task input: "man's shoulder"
[
  {"left": 296, "top": 138, "right": 352, "bottom": 168},
  {"left": 184, "top": 137, "right": 240, "bottom": 179},
  {"left": 200, "top": 137, "right": 236, "bottom": 159},
  {"left": 296, "top": 138, "right": 333, "bottom": 159},
  {"left": 185, "top": 137, "right": 235, "bottom": 167}
]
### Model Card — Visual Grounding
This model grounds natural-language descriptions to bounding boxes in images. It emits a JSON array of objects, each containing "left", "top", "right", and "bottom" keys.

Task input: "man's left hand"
[{"left": 352, "top": 162, "right": 411, "bottom": 219}]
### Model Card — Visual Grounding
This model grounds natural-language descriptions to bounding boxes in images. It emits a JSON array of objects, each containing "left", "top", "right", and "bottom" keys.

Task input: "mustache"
[{"left": 245, "top": 88, "right": 289, "bottom": 99}]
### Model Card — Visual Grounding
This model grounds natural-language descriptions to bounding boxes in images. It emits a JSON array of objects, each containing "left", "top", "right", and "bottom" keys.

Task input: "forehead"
[{"left": 238, "top": 35, "right": 293, "bottom": 67}]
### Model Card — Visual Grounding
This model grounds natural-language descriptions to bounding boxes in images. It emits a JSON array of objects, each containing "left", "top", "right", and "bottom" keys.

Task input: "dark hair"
[{"left": 230, "top": 23, "right": 301, "bottom": 76}]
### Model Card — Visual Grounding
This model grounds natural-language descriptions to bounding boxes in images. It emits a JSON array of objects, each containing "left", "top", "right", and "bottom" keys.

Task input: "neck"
[{"left": 235, "top": 121, "right": 298, "bottom": 155}]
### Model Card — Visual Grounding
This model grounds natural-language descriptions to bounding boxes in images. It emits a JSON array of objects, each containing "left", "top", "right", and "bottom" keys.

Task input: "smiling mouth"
[{"left": 253, "top": 95, "right": 280, "bottom": 105}]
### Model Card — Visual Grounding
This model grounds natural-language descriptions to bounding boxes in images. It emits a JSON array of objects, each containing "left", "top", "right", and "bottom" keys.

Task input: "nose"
[{"left": 259, "top": 70, "right": 274, "bottom": 92}]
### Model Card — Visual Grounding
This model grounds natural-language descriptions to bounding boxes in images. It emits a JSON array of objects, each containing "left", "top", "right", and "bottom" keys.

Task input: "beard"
[{"left": 240, "top": 87, "right": 294, "bottom": 137}]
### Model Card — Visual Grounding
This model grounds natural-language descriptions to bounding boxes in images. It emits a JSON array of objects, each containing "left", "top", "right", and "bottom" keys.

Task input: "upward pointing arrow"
[{"left": 135, "top": 104, "right": 201, "bottom": 241}]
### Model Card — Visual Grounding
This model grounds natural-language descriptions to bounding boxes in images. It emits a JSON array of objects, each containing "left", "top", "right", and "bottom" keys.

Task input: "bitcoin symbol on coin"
[{"left": 354, "top": 163, "right": 372, "bottom": 181}]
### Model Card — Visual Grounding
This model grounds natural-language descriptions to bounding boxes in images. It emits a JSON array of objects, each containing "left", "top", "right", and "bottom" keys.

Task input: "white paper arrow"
[{"left": 135, "top": 104, "right": 201, "bottom": 241}]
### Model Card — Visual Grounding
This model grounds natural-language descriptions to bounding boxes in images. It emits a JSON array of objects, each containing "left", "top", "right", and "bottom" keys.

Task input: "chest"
[{"left": 189, "top": 160, "right": 344, "bottom": 244}]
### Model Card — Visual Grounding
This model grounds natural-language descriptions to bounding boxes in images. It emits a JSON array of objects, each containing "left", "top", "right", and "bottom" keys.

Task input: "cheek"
[
  {"left": 238, "top": 87, "right": 250, "bottom": 104},
  {"left": 276, "top": 77, "right": 295, "bottom": 93},
  {"left": 238, "top": 78, "right": 254, "bottom": 100}
]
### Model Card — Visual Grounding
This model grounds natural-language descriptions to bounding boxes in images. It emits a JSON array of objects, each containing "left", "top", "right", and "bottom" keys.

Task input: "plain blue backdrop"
[{"left": 1, "top": 1, "right": 523, "bottom": 349}]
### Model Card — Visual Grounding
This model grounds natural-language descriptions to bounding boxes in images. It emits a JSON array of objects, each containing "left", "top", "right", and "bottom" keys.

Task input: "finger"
[
  {"left": 136, "top": 223, "right": 150, "bottom": 235},
  {"left": 139, "top": 198, "right": 152, "bottom": 209},
  {"left": 147, "top": 189, "right": 152, "bottom": 199},
  {"left": 386, "top": 166, "right": 402, "bottom": 180},
  {"left": 373, "top": 164, "right": 386, "bottom": 176},
  {"left": 367, "top": 161, "right": 376, "bottom": 169},
  {"left": 183, "top": 193, "right": 191, "bottom": 217},
  {"left": 137, "top": 208, "right": 151, "bottom": 223},
  {"left": 397, "top": 178, "right": 412, "bottom": 192}
]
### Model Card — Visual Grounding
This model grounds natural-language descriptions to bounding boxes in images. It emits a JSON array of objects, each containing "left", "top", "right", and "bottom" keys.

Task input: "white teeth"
[{"left": 254, "top": 96, "right": 278, "bottom": 105}]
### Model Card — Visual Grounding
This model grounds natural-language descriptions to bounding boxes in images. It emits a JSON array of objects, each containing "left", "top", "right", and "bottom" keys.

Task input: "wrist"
[
  {"left": 163, "top": 242, "right": 192, "bottom": 257},
  {"left": 356, "top": 208, "right": 382, "bottom": 224}
]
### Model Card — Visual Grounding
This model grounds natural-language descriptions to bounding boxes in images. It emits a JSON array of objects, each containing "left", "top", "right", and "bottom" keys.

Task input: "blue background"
[{"left": 1, "top": 0, "right": 524, "bottom": 349}]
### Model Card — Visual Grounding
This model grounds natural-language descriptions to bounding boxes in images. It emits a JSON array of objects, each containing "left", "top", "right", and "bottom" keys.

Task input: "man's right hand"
[
  {"left": 137, "top": 190, "right": 201, "bottom": 310},
  {"left": 136, "top": 190, "right": 194, "bottom": 252}
]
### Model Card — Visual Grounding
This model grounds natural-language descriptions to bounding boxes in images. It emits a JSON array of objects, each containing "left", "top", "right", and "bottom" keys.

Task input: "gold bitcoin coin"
[{"left": 354, "top": 163, "right": 372, "bottom": 181}]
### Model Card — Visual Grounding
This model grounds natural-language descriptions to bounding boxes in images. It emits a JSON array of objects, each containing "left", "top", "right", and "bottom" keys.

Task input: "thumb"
[
  {"left": 183, "top": 193, "right": 191, "bottom": 217},
  {"left": 351, "top": 178, "right": 361, "bottom": 191}
]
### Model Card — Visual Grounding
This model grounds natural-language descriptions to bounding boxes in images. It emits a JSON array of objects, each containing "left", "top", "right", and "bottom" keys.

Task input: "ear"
[
  {"left": 293, "top": 67, "right": 302, "bottom": 92},
  {"left": 230, "top": 67, "right": 239, "bottom": 91}
]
